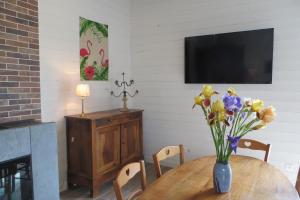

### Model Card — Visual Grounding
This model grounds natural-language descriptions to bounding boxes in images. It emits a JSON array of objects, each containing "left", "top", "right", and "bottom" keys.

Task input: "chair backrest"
[
  {"left": 238, "top": 139, "right": 271, "bottom": 162},
  {"left": 113, "top": 160, "right": 147, "bottom": 200},
  {"left": 296, "top": 167, "right": 300, "bottom": 196},
  {"left": 152, "top": 144, "right": 184, "bottom": 178}
]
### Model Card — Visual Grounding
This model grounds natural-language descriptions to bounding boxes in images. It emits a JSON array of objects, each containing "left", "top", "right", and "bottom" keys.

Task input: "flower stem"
[{"left": 201, "top": 106, "right": 220, "bottom": 159}]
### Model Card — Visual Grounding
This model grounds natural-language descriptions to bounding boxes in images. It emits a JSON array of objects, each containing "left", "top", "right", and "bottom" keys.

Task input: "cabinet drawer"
[
  {"left": 95, "top": 118, "right": 113, "bottom": 127},
  {"left": 95, "top": 113, "right": 140, "bottom": 128},
  {"left": 128, "top": 113, "right": 140, "bottom": 120}
]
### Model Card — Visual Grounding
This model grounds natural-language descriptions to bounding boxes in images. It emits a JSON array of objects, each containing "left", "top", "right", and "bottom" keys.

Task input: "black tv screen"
[{"left": 185, "top": 28, "right": 274, "bottom": 84}]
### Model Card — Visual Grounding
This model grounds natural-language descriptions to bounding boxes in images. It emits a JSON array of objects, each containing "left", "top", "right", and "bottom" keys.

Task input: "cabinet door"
[
  {"left": 121, "top": 119, "right": 141, "bottom": 164},
  {"left": 94, "top": 125, "right": 120, "bottom": 174}
]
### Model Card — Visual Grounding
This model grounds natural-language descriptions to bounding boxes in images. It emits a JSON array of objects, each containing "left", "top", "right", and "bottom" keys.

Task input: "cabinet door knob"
[{"left": 71, "top": 137, "right": 75, "bottom": 143}]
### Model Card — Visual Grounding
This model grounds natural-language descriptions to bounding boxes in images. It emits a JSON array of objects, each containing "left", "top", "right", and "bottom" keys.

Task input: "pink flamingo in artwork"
[
  {"left": 99, "top": 49, "right": 109, "bottom": 68},
  {"left": 80, "top": 40, "right": 92, "bottom": 58}
]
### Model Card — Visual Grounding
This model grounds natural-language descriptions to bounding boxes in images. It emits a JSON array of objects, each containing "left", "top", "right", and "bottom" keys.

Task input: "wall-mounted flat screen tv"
[{"left": 185, "top": 28, "right": 274, "bottom": 84}]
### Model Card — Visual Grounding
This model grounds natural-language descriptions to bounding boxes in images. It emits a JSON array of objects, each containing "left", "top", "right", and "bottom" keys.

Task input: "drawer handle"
[{"left": 71, "top": 137, "right": 75, "bottom": 143}]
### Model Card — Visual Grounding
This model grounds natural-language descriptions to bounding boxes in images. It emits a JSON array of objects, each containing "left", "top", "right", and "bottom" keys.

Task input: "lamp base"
[{"left": 80, "top": 98, "right": 86, "bottom": 117}]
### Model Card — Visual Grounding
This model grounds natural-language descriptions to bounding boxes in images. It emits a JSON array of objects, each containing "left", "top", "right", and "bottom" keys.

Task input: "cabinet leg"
[{"left": 90, "top": 180, "right": 102, "bottom": 198}]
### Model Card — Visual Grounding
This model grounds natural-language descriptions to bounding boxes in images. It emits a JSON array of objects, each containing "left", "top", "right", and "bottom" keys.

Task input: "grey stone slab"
[
  {"left": 0, "top": 127, "right": 31, "bottom": 163},
  {"left": 30, "top": 122, "right": 60, "bottom": 200}
]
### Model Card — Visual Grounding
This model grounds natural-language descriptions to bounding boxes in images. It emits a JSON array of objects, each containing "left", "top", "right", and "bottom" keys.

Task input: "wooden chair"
[
  {"left": 152, "top": 144, "right": 184, "bottom": 178},
  {"left": 113, "top": 160, "right": 147, "bottom": 200},
  {"left": 238, "top": 139, "right": 271, "bottom": 162},
  {"left": 296, "top": 167, "right": 300, "bottom": 196}
]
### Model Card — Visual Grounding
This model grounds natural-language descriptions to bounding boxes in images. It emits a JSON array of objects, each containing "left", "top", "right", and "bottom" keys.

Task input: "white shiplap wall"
[
  {"left": 130, "top": 0, "right": 300, "bottom": 183},
  {"left": 39, "top": 0, "right": 132, "bottom": 191}
]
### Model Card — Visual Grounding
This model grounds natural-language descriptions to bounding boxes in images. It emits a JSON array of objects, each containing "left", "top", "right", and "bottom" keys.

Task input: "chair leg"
[
  {"left": 11, "top": 174, "right": 15, "bottom": 192},
  {"left": 140, "top": 160, "right": 147, "bottom": 190},
  {"left": 179, "top": 144, "right": 185, "bottom": 165},
  {"left": 0, "top": 169, "right": 3, "bottom": 187},
  {"left": 153, "top": 154, "right": 162, "bottom": 178}
]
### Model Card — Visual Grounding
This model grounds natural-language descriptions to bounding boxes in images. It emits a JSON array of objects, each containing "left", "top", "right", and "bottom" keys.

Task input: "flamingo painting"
[
  {"left": 99, "top": 49, "right": 109, "bottom": 68},
  {"left": 80, "top": 17, "right": 109, "bottom": 80},
  {"left": 80, "top": 40, "right": 92, "bottom": 58}
]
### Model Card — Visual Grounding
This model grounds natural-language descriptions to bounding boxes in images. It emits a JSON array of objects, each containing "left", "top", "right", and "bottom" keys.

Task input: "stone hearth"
[{"left": 0, "top": 121, "right": 59, "bottom": 200}]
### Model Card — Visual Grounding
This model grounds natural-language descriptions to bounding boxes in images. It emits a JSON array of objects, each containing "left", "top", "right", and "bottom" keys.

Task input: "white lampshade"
[{"left": 76, "top": 84, "right": 90, "bottom": 97}]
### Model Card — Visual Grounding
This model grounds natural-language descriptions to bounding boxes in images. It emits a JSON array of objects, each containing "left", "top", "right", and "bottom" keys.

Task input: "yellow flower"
[
  {"left": 251, "top": 99, "right": 264, "bottom": 112},
  {"left": 202, "top": 85, "right": 215, "bottom": 98},
  {"left": 194, "top": 95, "right": 204, "bottom": 106},
  {"left": 227, "top": 87, "right": 237, "bottom": 96},
  {"left": 218, "top": 111, "right": 226, "bottom": 121},
  {"left": 258, "top": 106, "right": 276, "bottom": 124},
  {"left": 212, "top": 99, "right": 225, "bottom": 113}
]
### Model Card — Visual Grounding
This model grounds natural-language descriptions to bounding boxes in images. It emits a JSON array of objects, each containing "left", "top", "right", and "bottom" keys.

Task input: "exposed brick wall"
[{"left": 0, "top": 0, "right": 40, "bottom": 123}]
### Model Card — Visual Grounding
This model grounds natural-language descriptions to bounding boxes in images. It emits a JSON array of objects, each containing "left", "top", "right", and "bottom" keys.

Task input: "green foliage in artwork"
[
  {"left": 93, "top": 22, "right": 108, "bottom": 37},
  {"left": 80, "top": 57, "right": 88, "bottom": 80},
  {"left": 94, "top": 67, "right": 108, "bottom": 80},
  {"left": 80, "top": 18, "right": 93, "bottom": 37},
  {"left": 80, "top": 57, "right": 108, "bottom": 81},
  {"left": 80, "top": 17, "right": 108, "bottom": 42}
]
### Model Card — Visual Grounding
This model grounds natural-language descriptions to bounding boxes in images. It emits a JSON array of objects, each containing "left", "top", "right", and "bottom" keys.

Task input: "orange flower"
[
  {"left": 258, "top": 106, "right": 276, "bottom": 124},
  {"left": 252, "top": 124, "right": 266, "bottom": 130}
]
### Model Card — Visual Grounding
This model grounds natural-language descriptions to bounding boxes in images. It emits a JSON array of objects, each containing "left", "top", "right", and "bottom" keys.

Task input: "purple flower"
[
  {"left": 241, "top": 111, "right": 247, "bottom": 119},
  {"left": 223, "top": 94, "right": 242, "bottom": 113},
  {"left": 227, "top": 135, "right": 241, "bottom": 153}
]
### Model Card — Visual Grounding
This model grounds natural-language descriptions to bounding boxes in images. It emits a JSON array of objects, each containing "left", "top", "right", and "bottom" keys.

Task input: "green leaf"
[
  {"left": 93, "top": 22, "right": 108, "bottom": 37},
  {"left": 94, "top": 66, "right": 108, "bottom": 80},
  {"left": 80, "top": 18, "right": 94, "bottom": 37},
  {"left": 80, "top": 17, "right": 108, "bottom": 39},
  {"left": 80, "top": 57, "right": 88, "bottom": 80}
]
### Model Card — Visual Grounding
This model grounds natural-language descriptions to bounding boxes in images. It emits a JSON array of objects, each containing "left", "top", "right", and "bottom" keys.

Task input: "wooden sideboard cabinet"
[{"left": 65, "top": 109, "right": 143, "bottom": 198}]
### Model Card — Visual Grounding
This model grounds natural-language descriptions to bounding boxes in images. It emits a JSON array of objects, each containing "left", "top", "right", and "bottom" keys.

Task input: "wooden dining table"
[{"left": 139, "top": 155, "right": 299, "bottom": 200}]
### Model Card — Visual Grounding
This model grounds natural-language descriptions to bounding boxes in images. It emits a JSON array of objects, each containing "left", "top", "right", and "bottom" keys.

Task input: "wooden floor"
[{"left": 60, "top": 163, "right": 170, "bottom": 200}]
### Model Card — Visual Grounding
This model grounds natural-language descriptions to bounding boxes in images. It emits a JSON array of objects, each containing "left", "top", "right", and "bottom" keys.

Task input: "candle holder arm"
[
  {"left": 125, "top": 90, "right": 139, "bottom": 97},
  {"left": 110, "top": 91, "right": 123, "bottom": 97}
]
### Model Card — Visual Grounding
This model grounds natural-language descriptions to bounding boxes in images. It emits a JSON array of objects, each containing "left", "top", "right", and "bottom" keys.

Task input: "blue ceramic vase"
[{"left": 213, "top": 161, "right": 232, "bottom": 193}]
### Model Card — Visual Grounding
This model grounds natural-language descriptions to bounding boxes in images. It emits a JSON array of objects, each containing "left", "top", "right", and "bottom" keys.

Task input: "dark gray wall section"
[
  {"left": 0, "top": 127, "right": 30, "bottom": 163},
  {"left": 30, "top": 122, "right": 60, "bottom": 200}
]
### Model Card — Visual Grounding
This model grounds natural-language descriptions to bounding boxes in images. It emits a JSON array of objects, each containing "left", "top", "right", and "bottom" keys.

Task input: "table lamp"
[{"left": 76, "top": 84, "right": 90, "bottom": 117}]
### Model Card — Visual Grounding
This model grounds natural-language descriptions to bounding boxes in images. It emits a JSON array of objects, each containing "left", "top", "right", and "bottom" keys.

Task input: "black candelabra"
[{"left": 111, "top": 72, "right": 138, "bottom": 112}]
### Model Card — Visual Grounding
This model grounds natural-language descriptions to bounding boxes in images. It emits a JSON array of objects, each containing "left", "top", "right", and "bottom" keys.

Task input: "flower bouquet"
[{"left": 193, "top": 85, "right": 276, "bottom": 193}]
